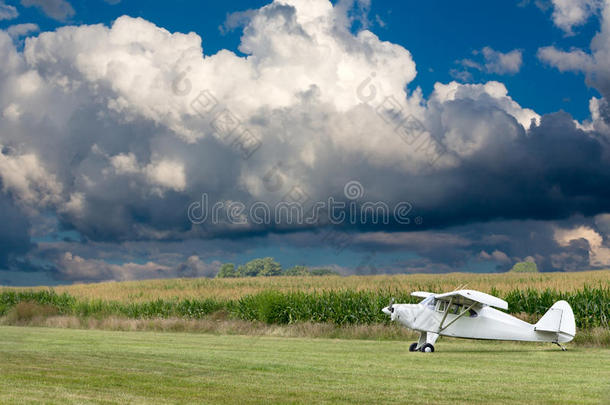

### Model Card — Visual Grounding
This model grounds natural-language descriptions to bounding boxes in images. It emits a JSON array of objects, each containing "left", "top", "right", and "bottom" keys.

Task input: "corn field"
[
  {"left": 3, "top": 270, "right": 607, "bottom": 303},
  {"left": 1, "top": 285, "right": 608, "bottom": 329}
]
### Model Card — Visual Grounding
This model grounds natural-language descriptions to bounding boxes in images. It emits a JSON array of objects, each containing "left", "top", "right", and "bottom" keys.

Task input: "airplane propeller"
[{"left": 382, "top": 298, "right": 396, "bottom": 317}]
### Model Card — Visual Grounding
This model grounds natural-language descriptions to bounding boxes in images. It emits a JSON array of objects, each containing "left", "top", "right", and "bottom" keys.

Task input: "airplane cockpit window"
[
  {"left": 436, "top": 300, "right": 447, "bottom": 312},
  {"left": 469, "top": 308, "right": 478, "bottom": 317}
]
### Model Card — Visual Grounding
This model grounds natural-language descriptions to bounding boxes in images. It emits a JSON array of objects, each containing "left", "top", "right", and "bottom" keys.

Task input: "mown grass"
[
  {"left": 0, "top": 326, "right": 608, "bottom": 404},
  {"left": 4, "top": 270, "right": 609, "bottom": 302}
]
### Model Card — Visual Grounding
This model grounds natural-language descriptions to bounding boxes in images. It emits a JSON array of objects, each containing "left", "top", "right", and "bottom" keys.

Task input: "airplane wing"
[
  {"left": 411, "top": 291, "right": 434, "bottom": 299},
  {"left": 434, "top": 289, "right": 508, "bottom": 310}
]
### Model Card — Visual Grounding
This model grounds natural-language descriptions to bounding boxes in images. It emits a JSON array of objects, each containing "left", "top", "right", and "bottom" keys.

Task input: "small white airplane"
[{"left": 382, "top": 289, "right": 575, "bottom": 352}]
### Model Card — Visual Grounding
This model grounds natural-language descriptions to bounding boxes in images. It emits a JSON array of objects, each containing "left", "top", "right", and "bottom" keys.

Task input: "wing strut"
[
  {"left": 438, "top": 301, "right": 476, "bottom": 333},
  {"left": 437, "top": 297, "right": 453, "bottom": 332}
]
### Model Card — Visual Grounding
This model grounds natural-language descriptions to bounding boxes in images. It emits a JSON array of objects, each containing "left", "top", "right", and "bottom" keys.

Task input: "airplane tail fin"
[{"left": 534, "top": 300, "right": 576, "bottom": 342}]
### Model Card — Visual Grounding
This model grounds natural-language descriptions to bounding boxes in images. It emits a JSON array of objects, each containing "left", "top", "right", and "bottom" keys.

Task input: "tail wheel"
[
  {"left": 409, "top": 342, "right": 418, "bottom": 352},
  {"left": 420, "top": 343, "right": 435, "bottom": 353}
]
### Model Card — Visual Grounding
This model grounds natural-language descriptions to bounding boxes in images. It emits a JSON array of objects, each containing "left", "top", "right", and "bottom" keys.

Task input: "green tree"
[
  {"left": 509, "top": 261, "right": 538, "bottom": 273},
  {"left": 258, "top": 257, "right": 283, "bottom": 277},
  {"left": 215, "top": 263, "right": 237, "bottom": 278},
  {"left": 242, "top": 260, "right": 262, "bottom": 277},
  {"left": 236, "top": 265, "right": 248, "bottom": 277},
  {"left": 237, "top": 257, "right": 282, "bottom": 277},
  {"left": 309, "top": 268, "right": 338, "bottom": 276}
]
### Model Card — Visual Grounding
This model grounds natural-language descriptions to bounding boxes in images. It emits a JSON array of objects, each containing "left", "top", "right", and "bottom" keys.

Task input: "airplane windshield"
[{"left": 421, "top": 295, "right": 436, "bottom": 309}]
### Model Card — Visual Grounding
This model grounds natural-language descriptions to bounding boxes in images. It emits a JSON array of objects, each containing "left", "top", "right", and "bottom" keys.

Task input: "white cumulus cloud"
[
  {"left": 0, "top": 146, "right": 62, "bottom": 207},
  {"left": 6, "top": 23, "right": 40, "bottom": 38},
  {"left": 550, "top": 0, "right": 602, "bottom": 35},
  {"left": 554, "top": 225, "right": 610, "bottom": 267},
  {"left": 481, "top": 47, "right": 523, "bottom": 75},
  {"left": 0, "top": 1, "right": 18, "bottom": 20},
  {"left": 56, "top": 252, "right": 219, "bottom": 281},
  {"left": 20, "top": 0, "right": 74, "bottom": 21},
  {"left": 539, "top": 0, "right": 610, "bottom": 131}
]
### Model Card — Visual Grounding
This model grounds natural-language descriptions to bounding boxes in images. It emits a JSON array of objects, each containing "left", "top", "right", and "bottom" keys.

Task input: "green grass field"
[{"left": 1, "top": 326, "right": 608, "bottom": 404}]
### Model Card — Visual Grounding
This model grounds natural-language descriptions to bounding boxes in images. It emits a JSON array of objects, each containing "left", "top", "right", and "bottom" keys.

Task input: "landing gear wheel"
[
  {"left": 420, "top": 343, "right": 434, "bottom": 353},
  {"left": 409, "top": 343, "right": 418, "bottom": 352}
]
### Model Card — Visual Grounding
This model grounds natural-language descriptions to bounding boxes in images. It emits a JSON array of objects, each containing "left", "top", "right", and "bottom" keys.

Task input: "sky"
[{"left": 1, "top": 0, "right": 610, "bottom": 285}]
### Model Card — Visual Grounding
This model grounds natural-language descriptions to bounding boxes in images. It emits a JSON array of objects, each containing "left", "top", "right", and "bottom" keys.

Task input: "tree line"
[{"left": 215, "top": 257, "right": 338, "bottom": 278}]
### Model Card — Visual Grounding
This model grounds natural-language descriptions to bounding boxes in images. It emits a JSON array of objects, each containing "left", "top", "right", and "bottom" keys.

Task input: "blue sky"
[{"left": 1, "top": 0, "right": 610, "bottom": 285}]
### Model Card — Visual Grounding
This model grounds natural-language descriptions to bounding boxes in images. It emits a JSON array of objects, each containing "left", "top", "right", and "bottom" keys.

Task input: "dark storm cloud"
[
  {"left": 410, "top": 110, "right": 610, "bottom": 229},
  {"left": 325, "top": 213, "right": 609, "bottom": 273},
  {"left": 315, "top": 108, "right": 610, "bottom": 237},
  {"left": 0, "top": 194, "right": 32, "bottom": 269}
]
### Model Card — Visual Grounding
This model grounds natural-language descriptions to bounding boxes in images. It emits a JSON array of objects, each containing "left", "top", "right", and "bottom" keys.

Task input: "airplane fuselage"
[{"left": 387, "top": 303, "right": 574, "bottom": 343}]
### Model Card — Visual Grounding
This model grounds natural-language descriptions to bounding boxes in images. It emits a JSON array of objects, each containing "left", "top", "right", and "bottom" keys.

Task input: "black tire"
[
  {"left": 409, "top": 342, "right": 418, "bottom": 352},
  {"left": 420, "top": 343, "right": 435, "bottom": 353}
]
